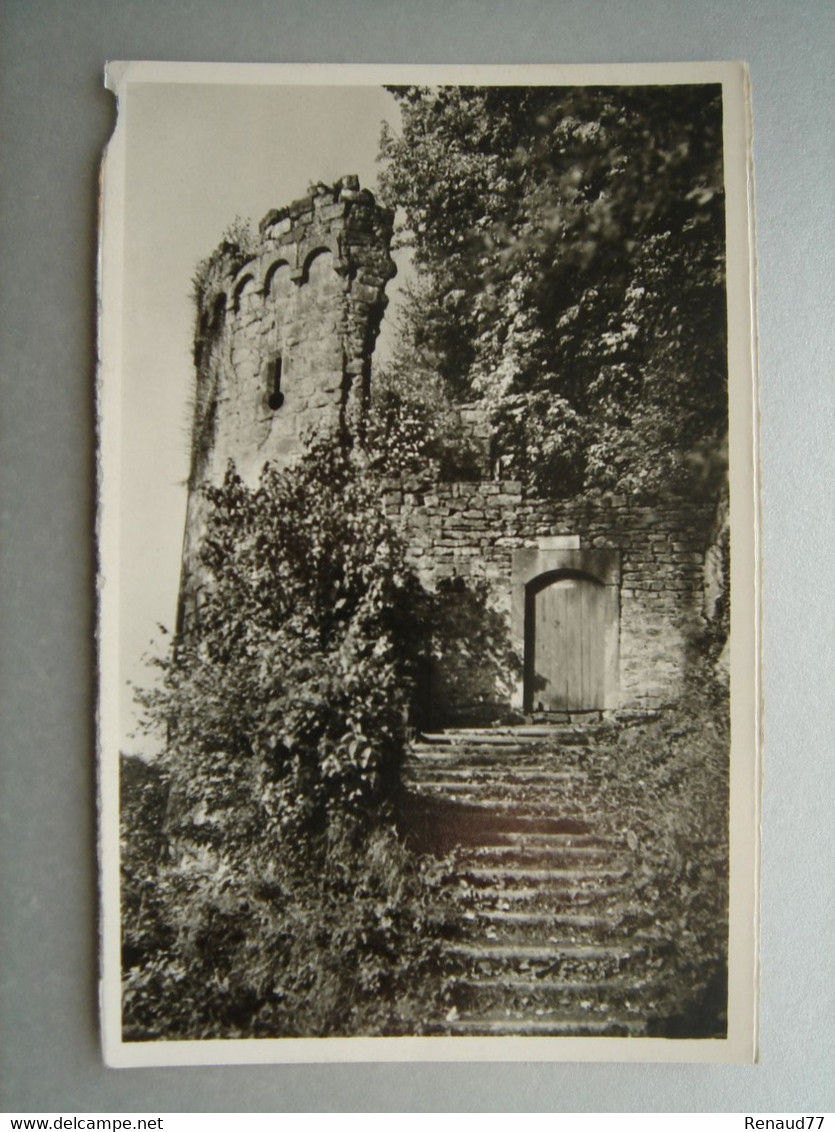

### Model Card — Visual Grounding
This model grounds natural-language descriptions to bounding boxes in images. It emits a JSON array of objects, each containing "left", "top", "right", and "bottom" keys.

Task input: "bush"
[
  {"left": 121, "top": 808, "right": 450, "bottom": 1039},
  {"left": 365, "top": 360, "right": 484, "bottom": 482},
  {"left": 486, "top": 388, "right": 587, "bottom": 498},
  {"left": 415, "top": 576, "right": 522, "bottom": 727},
  {"left": 124, "top": 443, "right": 452, "bottom": 1038},
  {"left": 139, "top": 441, "right": 425, "bottom": 845}
]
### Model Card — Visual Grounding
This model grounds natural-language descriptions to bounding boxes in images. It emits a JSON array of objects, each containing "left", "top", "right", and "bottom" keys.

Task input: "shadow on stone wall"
[{"left": 411, "top": 576, "right": 523, "bottom": 729}]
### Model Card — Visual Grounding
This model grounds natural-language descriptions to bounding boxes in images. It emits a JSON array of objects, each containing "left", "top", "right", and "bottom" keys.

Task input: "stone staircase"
[{"left": 401, "top": 726, "right": 658, "bottom": 1037}]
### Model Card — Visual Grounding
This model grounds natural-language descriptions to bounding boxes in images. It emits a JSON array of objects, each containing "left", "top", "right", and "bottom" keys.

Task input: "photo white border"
[{"left": 97, "top": 59, "right": 759, "bottom": 1068}]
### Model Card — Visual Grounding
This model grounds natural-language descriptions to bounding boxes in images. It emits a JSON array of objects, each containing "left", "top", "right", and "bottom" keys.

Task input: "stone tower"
[{"left": 178, "top": 175, "right": 397, "bottom": 630}]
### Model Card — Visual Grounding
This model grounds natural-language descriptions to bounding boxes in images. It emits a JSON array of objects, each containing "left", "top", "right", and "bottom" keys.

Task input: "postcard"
[{"left": 98, "top": 61, "right": 759, "bottom": 1066}]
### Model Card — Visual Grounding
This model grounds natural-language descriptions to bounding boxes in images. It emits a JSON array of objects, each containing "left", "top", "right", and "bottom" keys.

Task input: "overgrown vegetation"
[
  {"left": 191, "top": 215, "right": 258, "bottom": 301},
  {"left": 587, "top": 666, "right": 730, "bottom": 1036},
  {"left": 379, "top": 85, "right": 727, "bottom": 497},
  {"left": 123, "top": 85, "right": 733, "bottom": 1038},
  {"left": 121, "top": 786, "right": 450, "bottom": 1039},
  {"left": 365, "top": 354, "right": 484, "bottom": 481},
  {"left": 415, "top": 576, "right": 522, "bottom": 727},
  {"left": 123, "top": 444, "right": 454, "bottom": 1038}
]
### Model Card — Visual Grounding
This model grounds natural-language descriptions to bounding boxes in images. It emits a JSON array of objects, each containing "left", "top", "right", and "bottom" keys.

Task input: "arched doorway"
[{"left": 524, "top": 569, "right": 607, "bottom": 712}]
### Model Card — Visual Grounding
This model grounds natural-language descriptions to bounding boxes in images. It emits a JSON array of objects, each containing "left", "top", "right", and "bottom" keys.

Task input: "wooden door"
[{"left": 526, "top": 573, "right": 606, "bottom": 711}]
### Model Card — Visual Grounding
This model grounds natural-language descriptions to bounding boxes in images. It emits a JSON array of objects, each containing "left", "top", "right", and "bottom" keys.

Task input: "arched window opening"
[{"left": 232, "top": 273, "right": 255, "bottom": 314}]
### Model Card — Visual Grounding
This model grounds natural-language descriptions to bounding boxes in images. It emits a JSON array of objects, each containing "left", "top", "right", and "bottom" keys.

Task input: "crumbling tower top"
[
  {"left": 178, "top": 175, "right": 396, "bottom": 630},
  {"left": 190, "top": 174, "right": 396, "bottom": 480}
]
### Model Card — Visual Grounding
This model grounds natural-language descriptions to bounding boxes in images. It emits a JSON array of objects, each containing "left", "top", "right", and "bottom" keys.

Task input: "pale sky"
[{"left": 117, "top": 81, "right": 406, "bottom": 751}]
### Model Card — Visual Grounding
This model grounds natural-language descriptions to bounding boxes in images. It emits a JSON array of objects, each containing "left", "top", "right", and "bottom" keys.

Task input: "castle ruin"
[
  {"left": 178, "top": 175, "right": 396, "bottom": 628},
  {"left": 179, "top": 177, "right": 718, "bottom": 720}
]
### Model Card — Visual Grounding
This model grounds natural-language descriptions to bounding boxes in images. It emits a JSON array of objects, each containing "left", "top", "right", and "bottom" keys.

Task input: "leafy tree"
[{"left": 379, "top": 84, "right": 727, "bottom": 497}]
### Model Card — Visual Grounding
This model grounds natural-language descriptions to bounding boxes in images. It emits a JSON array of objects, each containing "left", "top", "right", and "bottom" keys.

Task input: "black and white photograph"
[{"left": 97, "top": 62, "right": 758, "bottom": 1065}]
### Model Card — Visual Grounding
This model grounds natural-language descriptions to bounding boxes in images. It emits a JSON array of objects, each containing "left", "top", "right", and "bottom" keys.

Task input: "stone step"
[
  {"left": 404, "top": 767, "right": 596, "bottom": 786},
  {"left": 444, "top": 976, "right": 659, "bottom": 1019},
  {"left": 419, "top": 734, "right": 550, "bottom": 749},
  {"left": 418, "top": 729, "right": 572, "bottom": 743},
  {"left": 441, "top": 943, "right": 645, "bottom": 984},
  {"left": 452, "top": 844, "right": 623, "bottom": 866},
  {"left": 467, "top": 908, "right": 616, "bottom": 928},
  {"left": 453, "top": 912, "right": 644, "bottom": 948},
  {"left": 451, "top": 884, "right": 629, "bottom": 913},
  {"left": 407, "top": 786, "right": 596, "bottom": 806},
  {"left": 412, "top": 736, "right": 596, "bottom": 752},
  {"left": 448, "top": 858, "right": 629, "bottom": 889},
  {"left": 495, "top": 831, "right": 621, "bottom": 850},
  {"left": 454, "top": 864, "right": 628, "bottom": 886},
  {"left": 432, "top": 1013, "right": 642, "bottom": 1037},
  {"left": 462, "top": 814, "right": 599, "bottom": 836},
  {"left": 409, "top": 746, "right": 605, "bottom": 767},
  {"left": 406, "top": 826, "right": 620, "bottom": 853},
  {"left": 444, "top": 941, "right": 640, "bottom": 965},
  {"left": 406, "top": 764, "right": 588, "bottom": 784},
  {"left": 460, "top": 908, "right": 620, "bottom": 937},
  {"left": 418, "top": 726, "right": 610, "bottom": 746},
  {"left": 403, "top": 788, "right": 603, "bottom": 814},
  {"left": 408, "top": 778, "right": 589, "bottom": 796},
  {"left": 407, "top": 794, "right": 607, "bottom": 819}
]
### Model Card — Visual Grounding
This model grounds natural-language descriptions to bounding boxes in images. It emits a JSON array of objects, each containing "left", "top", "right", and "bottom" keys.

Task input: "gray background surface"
[{"left": 1, "top": 0, "right": 832, "bottom": 1113}]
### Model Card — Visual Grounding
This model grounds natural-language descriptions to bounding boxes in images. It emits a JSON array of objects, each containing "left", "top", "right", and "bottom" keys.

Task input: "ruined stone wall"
[
  {"left": 178, "top": 177, "right": 396, "bottom": 630},
  {"left": 381, "top": 476, "right": 714, "bottom": 714}
]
